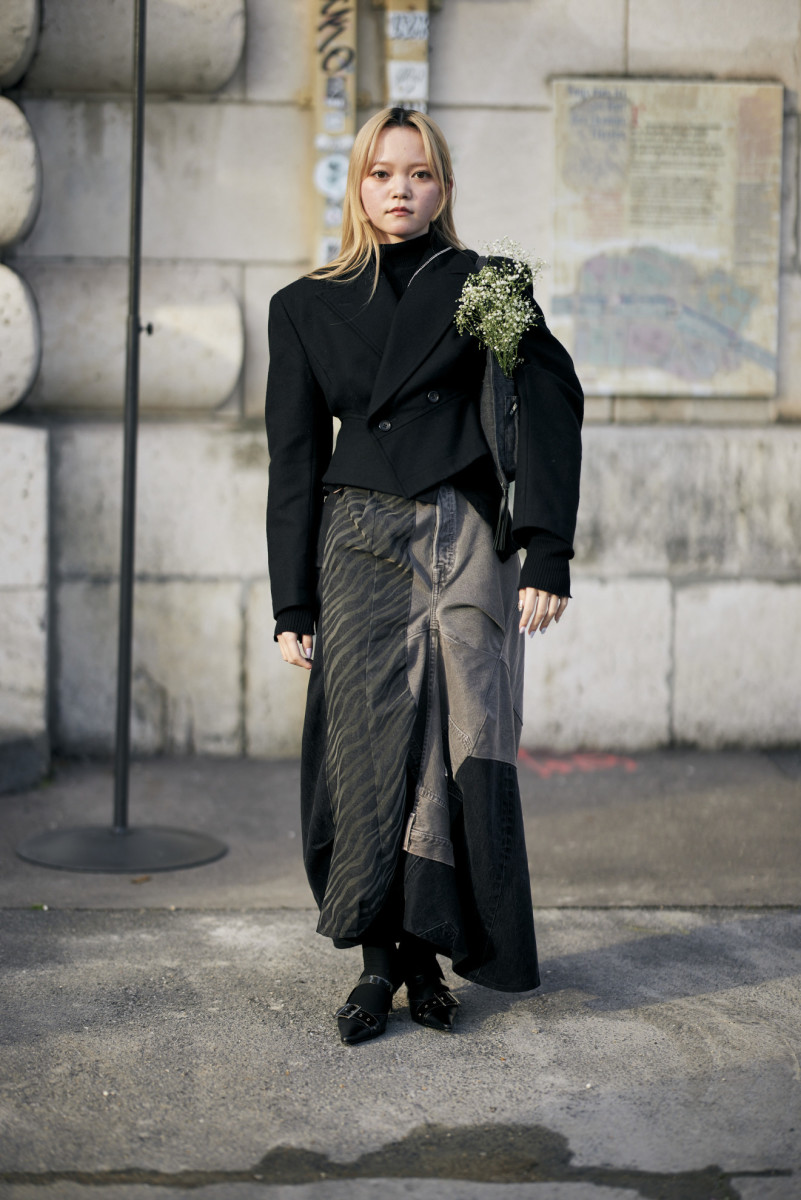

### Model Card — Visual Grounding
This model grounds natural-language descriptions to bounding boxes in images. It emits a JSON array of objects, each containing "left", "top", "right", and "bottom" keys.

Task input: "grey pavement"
[{"left": 1, "top": 750, "right": 800, "bottom": 1200}]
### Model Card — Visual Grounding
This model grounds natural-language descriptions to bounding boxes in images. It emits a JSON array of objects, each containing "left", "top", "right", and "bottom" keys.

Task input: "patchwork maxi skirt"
[{"left": 300, "top": 485, "right": 540, "bottom": 993}]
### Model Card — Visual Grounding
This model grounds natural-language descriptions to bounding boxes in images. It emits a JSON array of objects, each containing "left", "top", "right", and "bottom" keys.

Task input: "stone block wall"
[
  {"left": 0, "top": 425, "right": 48, "bottom": 737},
  {"left": 0, "top": 1, "right": 43, "bottom": 413},
  {"left": 426, "top": 0, "right": 801, "bottom": 750},
  {"left": 0, "top": 1, "right": 50, "bottom": 788},
  {"left": 526, "top": 428, "right": 801, "bottom": 750},
  {"left": 0, "top": 0, "right": 799, "bottom": 757}
]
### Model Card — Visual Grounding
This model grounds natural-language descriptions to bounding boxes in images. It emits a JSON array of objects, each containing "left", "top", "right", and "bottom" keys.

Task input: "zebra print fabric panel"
[{"left": 316, "top": 488, "right": 418, "bottom": 941}]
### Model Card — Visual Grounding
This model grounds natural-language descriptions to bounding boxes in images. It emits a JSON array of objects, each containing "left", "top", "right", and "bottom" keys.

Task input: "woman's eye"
[
  {"left": 414, "top": 170, "right": 431, "bottom": 179},
  {"left": 371, "top": 170, "right": 388, "bottom": 179}
]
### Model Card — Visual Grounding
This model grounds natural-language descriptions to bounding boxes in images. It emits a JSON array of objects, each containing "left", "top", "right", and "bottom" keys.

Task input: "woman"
[{"left": 265, "top": 107, "right": 582, "bottom": 1045}]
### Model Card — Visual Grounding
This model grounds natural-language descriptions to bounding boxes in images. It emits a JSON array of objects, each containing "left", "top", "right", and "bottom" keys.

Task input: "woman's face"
[{"left": 360, "top": 126, "right": 443, "bottom": 243}]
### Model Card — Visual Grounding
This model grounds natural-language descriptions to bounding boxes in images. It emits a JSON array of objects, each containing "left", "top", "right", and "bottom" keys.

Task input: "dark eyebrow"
[{"left": 370, "top": 160, "right": 431, "bottom": 169}]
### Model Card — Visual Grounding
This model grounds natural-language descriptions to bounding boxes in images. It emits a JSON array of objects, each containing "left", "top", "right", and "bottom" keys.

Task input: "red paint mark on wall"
[{"left": 518, "top": 749, "right": 638, "bottom": 778}]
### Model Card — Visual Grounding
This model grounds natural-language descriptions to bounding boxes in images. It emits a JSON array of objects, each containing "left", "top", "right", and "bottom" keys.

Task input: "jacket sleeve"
[
  {"left": 512, "top": 299, "right": 583, "bottom": 555},
  {"left": 265, "top": 291, "right": 334, "bottom": 619},
  {"left": 518, "top": 528, "right": 574, "bottom": 597}
]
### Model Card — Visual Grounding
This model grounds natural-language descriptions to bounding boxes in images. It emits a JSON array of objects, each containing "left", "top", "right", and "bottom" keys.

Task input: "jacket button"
[
  {"left": 378, "top": 420, "right": 392, "bottom": 431},
  {"left": 427, "top": 390, "right": 440, "bottom": 403}
]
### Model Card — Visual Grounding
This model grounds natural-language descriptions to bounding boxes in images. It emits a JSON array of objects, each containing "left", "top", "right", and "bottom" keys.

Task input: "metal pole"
[
  {"left": 16, "top": 0, "right": 226, "bottom": 873},
  {"left": 112, "top": 0, "right": 148, "bottom": 832}
]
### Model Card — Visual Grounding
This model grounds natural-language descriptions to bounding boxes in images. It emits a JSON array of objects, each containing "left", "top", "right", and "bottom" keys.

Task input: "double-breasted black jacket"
[{"left": 265, "top": 233, "right": 583, "bottom": 619}]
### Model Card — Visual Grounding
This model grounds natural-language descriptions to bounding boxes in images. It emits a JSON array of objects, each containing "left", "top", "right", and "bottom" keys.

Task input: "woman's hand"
[
  {"left": 518, "top": 588, "right": 568, "bottom": 636},
  {"left": 277, "top": 632, "right": 314, "bottom": 670}
]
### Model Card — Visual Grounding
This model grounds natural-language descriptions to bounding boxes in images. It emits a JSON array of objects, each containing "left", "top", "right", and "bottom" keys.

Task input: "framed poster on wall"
[{"left": 552, "top": 79, "right": 783, "bottom": 396}]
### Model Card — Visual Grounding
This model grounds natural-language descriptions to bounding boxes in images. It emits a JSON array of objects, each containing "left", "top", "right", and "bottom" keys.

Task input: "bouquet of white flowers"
[{"left": 454, "top": 239, "right": 544, "bottom": 378}]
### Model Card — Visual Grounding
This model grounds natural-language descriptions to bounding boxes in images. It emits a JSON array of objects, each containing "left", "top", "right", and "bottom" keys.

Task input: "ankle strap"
[{"left": 358, "top": 973, "right": 393, "bottom": 990}]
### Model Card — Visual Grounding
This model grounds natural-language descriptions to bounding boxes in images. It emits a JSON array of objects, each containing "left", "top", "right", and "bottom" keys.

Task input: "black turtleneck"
[{"left": 379, "top": 230, "right": 433, "bottom": 298}]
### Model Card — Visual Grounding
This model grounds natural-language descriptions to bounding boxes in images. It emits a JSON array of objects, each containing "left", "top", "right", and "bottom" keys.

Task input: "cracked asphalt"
[{"left": 0, "top": 750, "right": 800, "bottom": 1200}]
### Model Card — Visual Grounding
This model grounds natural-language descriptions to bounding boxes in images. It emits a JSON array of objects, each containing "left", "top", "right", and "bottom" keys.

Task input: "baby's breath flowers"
[{"left": 455, "top": 239, "right": 545, "bottom": 378}]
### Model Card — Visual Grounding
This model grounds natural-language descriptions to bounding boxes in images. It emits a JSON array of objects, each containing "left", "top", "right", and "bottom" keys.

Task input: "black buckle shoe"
[
  {"left": 336, "top": 973, "right": 398, "bottom": 1045},
  {"left": 406, "top": 964, "right": 460, "bottom": 1032}
]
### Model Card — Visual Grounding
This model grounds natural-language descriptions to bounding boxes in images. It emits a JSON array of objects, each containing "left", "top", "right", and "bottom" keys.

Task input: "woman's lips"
[{"left": 389, "top": 207, "right": 411, "bottom": 214}]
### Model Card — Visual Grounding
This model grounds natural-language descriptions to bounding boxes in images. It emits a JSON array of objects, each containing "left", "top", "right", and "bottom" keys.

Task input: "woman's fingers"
[
  {"left": 540, "top": 592, "right": 568, "bottom": 632},
  {"left": 518, "top": 588, "right": 569, "bottom": 635},
  {"left": 277, "top": 632, "right": 314, "bottom": 669},
  {"left": 518, "top": 588, "right": 540, "bottom": 632},
  {"left": 519, "top": 588, "right": 546, "bottom": 633}
]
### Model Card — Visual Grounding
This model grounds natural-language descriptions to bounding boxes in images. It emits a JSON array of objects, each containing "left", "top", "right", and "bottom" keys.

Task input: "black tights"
[
  {"left": 362, "top": 934, "right": 438, "bottom": 977},
  {"left": 362, "top": 934, "right": 436, "bottom": 975},
  {"left": 348, "top": 935, "right": 438, "bottom": 1015},
  {"left": 349, "top": 864, "right": 439, "bottom": 1008}
]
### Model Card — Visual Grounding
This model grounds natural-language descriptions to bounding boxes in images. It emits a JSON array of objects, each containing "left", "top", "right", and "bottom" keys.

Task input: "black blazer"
[{"left": 265, "top": 236, "right": 583, "bottom": 618}]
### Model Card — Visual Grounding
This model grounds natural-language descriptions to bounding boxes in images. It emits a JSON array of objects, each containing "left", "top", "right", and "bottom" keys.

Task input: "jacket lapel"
[
  {"left": 368, "top": 246, "right": 474, "bottom": 417},
  {"left": 315, "top": 267, "right": 396, "bottom": 360}
]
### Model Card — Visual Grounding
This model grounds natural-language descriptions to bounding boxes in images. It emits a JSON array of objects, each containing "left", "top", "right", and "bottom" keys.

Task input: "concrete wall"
[
  {"left": 0, "top": 424, "right": 48, "bottom": 737},
  {"left": 0, "top": 0, "right": 799, "bottom": 756},
  {"left": 526, "top": 428, "right": 801, "bottom": 751},
  {"left": 0, "top": 2, "right": 49, "bottom": 789}
]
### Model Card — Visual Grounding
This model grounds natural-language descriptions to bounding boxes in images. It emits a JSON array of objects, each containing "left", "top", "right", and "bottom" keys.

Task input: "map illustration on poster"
[{"left": 552, "top": 79, "right": 783, "bottom": 396}]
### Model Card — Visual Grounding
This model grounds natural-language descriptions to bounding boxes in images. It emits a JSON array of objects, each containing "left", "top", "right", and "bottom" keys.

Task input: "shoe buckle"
[{"left": 336, "top": 1002, "right": 378, "bottom": 1028}]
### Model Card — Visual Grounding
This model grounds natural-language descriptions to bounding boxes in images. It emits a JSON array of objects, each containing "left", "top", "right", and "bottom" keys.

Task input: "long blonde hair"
[{"left": 309, "top": 107, "right": 463, "bottom": 291}]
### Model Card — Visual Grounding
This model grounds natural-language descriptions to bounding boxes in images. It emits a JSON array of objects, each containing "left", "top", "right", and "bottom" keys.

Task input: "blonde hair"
[{"left": 309, "top": 107, "right": 463, "bottom": 292}]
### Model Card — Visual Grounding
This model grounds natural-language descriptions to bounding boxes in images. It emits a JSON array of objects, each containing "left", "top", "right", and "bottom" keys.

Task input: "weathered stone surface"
[
  {"left": 583, "top": 397, "right": 613, "bottom": 424},
  {"left": 21, "top": 0, "right": 245, "bottom": 94},
  {"left": 19, "top": 263, "right": 243, "bottom": 412},
  {"left": 0, "top": 266, "right": 40, "bottom": 414},
  {"left": 245, "top": 0, "right": 383, "bottom": 107},
  {"left": 245, "top": 581, "right": 310, "bottom": 758},
  {"left": 356, "top": 0, "right": 386, "bottom": 110},
  {"left": 674, "top": 582, "right": 801, "bottom": 747},
  {"left": 522, "top": 579, "right": 672, "bottom": 751},
  {"left": 0, "top": 423, "right": 48, "bottom": 588},
  {"left": 429, "top": 0, "right": 625, "bottom": 109},
  {"left": 56, "top": 580, "right": 242, "bottom": 755},
  {"left": 53, "top": 425, "right": 268, "bottom": 580},
  {"left": 0, "top": 98, "right": 41, "bottom": 247},
  {"left": 0, "top": 729, "right": 49, "bottom": 795},
  {"left": 575, "top": 427, "right": 801, "bottom": 580},
  {"left": 0, "top": 425, "right": 48, "bottom": 742},
  {"left": 0, "top": 589, "right": 47, "bottom": 734},
  {"left": 15, "top": 101, "right": 131, "bottom": 256},
  {"left": 777, "top": 272, "right": 801, "bottom": 420},
  {"left": 629, "top": 0, "right": 801, "bottom": 93},
  {"left": 18, "top": 100, "right": 310, "bottom": 262},
  {"left": 243, "top": 264, "right": 306, "bottom": 417},
  {"left": 245, "top": 0, "right": 307, "bottom": 102},
  {"left": 781, "top": 111, "right": 798, "bottom": 271},
  {"left": 0, "top": 0, "right": 39, "bottom": 88},
  {"left": 432, "top": 107, "right": 555, "bottom": 290},
  {"left": 612, "top": 397, "right": 774, "bottom": 424}
]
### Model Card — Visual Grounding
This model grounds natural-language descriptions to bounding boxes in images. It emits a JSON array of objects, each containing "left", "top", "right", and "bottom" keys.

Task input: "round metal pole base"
[{"left": 16, "top": 826, "right": 228, "bottom": 873}]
